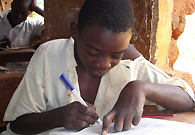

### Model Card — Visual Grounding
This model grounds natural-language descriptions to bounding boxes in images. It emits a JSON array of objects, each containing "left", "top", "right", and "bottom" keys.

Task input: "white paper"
[{"left": 49, "top": 118, "right": 195, "bottom": 135}]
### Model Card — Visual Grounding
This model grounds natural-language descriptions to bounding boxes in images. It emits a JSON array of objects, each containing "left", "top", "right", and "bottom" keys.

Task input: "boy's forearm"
[
  {"left": 10, "top": 107, "right": 63, "bottom": 134},
  {"left": 145, "top": 83, "right": 194, "bottom": 111},
  {"left": 33, "top": 6, "right": 44, "bottom": 17}
]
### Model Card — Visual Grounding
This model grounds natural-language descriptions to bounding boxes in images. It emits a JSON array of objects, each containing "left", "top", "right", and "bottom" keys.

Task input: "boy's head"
[
  {"left": 71, "top": 0, "right": 134, "bottom": 78},
  {"left": 77, "top": 0, "right": 134, "bottom": 34},
  {"left": 10, "top": 0, "right": 32, "bottom": 26}
]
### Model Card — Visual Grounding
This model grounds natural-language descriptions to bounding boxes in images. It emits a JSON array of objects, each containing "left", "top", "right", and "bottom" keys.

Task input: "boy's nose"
[
  {"left": 17, "top": 13, "right": 22, "bottom": 19},
  {"left": 96, "top": 57, "right": 112, "bottom": 70},
  {"left": 19, "top": 14, "right": 22, "bottom": 18}
]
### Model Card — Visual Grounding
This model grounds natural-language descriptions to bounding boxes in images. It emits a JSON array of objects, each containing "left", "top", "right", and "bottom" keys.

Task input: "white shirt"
[
  {"left": 0, "top": 9, "right": 44, "bottom": 48},
  {"left": 2, "top": 38, "right": 195, "bottom": 135}
]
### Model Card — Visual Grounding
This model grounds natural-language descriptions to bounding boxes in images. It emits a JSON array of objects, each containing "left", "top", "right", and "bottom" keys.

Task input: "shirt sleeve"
[
  {"left": 28, "top": 17, "right": 45, "bottom": 38},
  {"left": 136, "top": 56, "right": 194, "bottom": 101},
  {"left": 128, "top": 56, "right": 195, "bottom": 110}
]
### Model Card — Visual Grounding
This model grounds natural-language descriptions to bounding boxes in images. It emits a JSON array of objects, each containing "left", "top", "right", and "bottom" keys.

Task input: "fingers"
[
  {"left": 102, "top": 109, "right": 142, "bottom": 134},
  {"left": 63, "top": 102, "right": 99, "bottom": 130},
  {"left": 77, "top": 102, "right": 99, "bottom": 121},
  {"left": 86, "top": 102, "right": 96, "bottom": 112},
  {"left": 101, "top": 111, "right": 116, "bottom": 135},
  {"left": 132, "top": 114, "right": 141, "bottom": 126},
  {"left": 76, "top": 111, "right": 97, "bottom": 125},
  {"left": 65, "top": 117, "right": 90, "bottom": 130},
  {"left": 114, "top": 112, "right": 141, "bottom": 132},
  {"left": 120, "top": 113, "right": 133, "bottom": 131}
]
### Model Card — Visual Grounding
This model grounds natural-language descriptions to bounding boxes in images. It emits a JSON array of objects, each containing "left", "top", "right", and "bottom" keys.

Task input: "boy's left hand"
[{"left": 101, "top": 81, "right": 147, "bottom": 134}]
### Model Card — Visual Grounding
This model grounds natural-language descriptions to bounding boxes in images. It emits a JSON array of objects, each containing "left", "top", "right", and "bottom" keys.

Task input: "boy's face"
[
  {"left": 73, "top": 23, "right": 132, "bottom": 78},
  {"left": 10, "top": 1, "right": 31, "bottom": 25}
]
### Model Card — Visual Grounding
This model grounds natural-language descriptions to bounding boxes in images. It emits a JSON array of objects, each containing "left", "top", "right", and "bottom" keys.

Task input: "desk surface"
[
  {"left": 163, "top": 111, "right": 195, "bottom": 125},
  {"left": 143, "top": 105, "right": 195, "bottom": 125}
]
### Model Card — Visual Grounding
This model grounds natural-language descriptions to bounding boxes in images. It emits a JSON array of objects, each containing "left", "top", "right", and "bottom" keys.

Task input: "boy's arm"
[
  {"left": 30, "top": 0, "right": 44, "bottom": 17},
  {"left": 122, "top": 43, "right": 141, "bottom": 60},
  {"left": 101, "top": 81, "right": 194, "bottom": 134},
  {"left": 10, "top": 102, "right": 98, "bottom": 134}
]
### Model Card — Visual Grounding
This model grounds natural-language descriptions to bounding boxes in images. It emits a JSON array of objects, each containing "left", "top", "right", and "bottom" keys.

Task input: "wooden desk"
[
  {"left": 143, "top": 105, "right": 195, "bottom": 125},
  {"left": 0, "top": 49, "right": 35, "bottom": 66},
  {"left": 0, "top": 71, "right": 24, "bottom": 127},
  {"left": 163, "top": 111, "right": 195, "bottom": 125}
]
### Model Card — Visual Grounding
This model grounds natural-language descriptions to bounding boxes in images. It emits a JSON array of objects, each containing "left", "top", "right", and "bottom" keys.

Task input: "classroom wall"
[
  {"left": 44, "top": 0, "right": 85, "bottom": 41},
  {"left": 131, "top": 0, "right": 158, "bottom": 61},
  {"left": 0, "top": 0, "right": 12, "bottom": 11}
]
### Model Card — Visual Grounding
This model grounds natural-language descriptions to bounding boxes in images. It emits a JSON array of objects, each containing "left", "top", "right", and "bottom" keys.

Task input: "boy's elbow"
[
  {"left": 178, "top": 97, "right": 194, "bottom": 112},
  {"left": 185, "top": 98, "right": 194, "bottom": 111}
]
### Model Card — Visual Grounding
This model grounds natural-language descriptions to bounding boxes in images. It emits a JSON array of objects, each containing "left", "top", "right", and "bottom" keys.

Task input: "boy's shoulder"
[
  {"left": 37, "top": 38, "right": 74, "bottom": 53},
  {"left": 25, "top": 16, "right": 44, "bottom": 26},
  {"left": 0, "top": 9, "right": 10, "bottom": 18}
]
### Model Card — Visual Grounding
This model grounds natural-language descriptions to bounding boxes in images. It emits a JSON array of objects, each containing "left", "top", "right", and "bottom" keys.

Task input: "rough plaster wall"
[
  {"left": 169, "top": 0, "right": 195, "bottom": 68},
  {"left": 168, "top": 0, "right": 195, "bottom": 91},
  {"left": 155, "top": 0, "right": 173, "bottom": 69}
]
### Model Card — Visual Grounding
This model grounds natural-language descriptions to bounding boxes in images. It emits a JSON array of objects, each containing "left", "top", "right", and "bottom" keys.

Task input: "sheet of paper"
[{"left": 49, "top": 118, "right": 195, "bottom": 135}]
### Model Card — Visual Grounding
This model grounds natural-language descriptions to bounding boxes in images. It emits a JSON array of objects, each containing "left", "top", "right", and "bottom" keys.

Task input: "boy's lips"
[{"left": 91, "top": 69, "right": 109, "bottom": 77}]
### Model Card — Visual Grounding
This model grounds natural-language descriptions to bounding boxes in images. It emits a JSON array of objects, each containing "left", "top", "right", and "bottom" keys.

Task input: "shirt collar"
[
  {"left": 107, "top": 60, "right": 130, "bottom": 87},
  {"left": 66, "top": 37, "right": 77, "bottom": 72}
]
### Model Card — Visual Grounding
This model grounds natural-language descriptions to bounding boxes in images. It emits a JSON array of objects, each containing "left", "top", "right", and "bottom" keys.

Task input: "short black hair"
[{"left": 78, "top": 0, "right": 135, "bottom": 33}]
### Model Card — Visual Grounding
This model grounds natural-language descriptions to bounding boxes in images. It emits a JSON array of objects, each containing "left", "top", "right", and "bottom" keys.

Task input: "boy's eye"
[
  {"left": 112, "top": 54, "right": 124, "bottom": 60},
  {"left": 87, "top": 51, "right": 98, "bottom": 56}
]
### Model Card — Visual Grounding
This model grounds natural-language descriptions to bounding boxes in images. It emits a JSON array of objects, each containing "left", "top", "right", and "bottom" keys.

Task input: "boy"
[
  {"left": 0, "top": 0, "right": 44, "bottom": 48},
  {"left": 2, "top": 0, "right": 194, "bottom": 135}
]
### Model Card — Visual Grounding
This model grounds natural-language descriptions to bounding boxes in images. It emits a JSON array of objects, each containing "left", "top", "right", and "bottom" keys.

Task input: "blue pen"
[{"left": 60, "top": 73, "right": 102, "bottom": 125}]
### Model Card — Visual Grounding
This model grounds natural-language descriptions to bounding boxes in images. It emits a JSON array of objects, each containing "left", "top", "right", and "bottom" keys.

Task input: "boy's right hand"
[{"left": 61, "top": 101, "right": 99, "bottom": 130}]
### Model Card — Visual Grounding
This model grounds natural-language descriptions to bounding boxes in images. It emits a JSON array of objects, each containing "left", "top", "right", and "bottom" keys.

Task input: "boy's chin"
[{"left": 89, "top": 70, "right": 108, "bottom": 78}]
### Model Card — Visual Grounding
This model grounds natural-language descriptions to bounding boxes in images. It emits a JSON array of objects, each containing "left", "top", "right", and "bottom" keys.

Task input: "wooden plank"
[{"left": 0, "top": 0, "right": 5, "bottom": 11}]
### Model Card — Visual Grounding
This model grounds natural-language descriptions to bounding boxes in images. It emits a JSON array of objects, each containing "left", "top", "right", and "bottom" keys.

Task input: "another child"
[
  {"left": 2, "top": 0, "right": 194, "bottom": 135},
  {"left": 0, "top": 0, "right": 44, "bottom": 48}
]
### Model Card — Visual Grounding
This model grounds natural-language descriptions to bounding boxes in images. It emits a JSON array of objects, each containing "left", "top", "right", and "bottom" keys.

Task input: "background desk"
[{"left": 0, "top": 71, "right": 25, "bottom": 128}]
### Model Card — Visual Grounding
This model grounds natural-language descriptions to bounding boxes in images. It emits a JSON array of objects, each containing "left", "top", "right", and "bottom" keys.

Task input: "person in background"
[
  {"left": 0, "top": 0, "right": 44, "bottom": 49},
  {"left": 2, "top": 0, "right": 195, "bottom": 135}
]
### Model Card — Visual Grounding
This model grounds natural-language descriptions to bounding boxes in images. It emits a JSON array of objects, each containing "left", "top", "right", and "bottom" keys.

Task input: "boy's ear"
[{"left": 70, "top": 22, "right": 79, "bottom": 41}]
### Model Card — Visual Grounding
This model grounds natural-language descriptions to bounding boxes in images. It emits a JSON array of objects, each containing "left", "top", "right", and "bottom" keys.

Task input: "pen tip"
[{"left": 96, "top": 119, "right": 102, "bottom": 125}]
